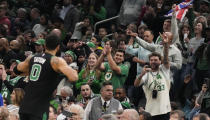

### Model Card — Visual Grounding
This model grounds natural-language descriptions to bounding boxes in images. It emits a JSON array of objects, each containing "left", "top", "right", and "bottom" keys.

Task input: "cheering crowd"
[{"left": 0, "top": 0, "right": 210, "bottom": 120}]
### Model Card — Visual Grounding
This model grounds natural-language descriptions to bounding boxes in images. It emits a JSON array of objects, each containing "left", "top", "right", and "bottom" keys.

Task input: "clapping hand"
[
  {"left": 102, "top": 46, "right": 107, "bottom": 56},
  {"left": 105, "top": 45, "right": 112, "bottom": 55}
]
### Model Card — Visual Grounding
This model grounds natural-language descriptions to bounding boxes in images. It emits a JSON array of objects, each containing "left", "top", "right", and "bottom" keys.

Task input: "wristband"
[{"left": 13, "top": 65, "right": 23, "bottom": 75}]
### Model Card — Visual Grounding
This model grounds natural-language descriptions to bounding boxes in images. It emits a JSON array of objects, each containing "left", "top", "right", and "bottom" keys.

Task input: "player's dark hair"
[{"left": 45, "top": 34, "right": 61, "bottom": 50}]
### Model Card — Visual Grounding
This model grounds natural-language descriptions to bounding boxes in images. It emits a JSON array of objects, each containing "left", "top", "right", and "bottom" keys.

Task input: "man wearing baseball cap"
[
  {"left": 64, "top": 50, "right": 78, "bottom": 70},
  {"left": 35, "top": 39, "right": 45, "bottom": 54}
]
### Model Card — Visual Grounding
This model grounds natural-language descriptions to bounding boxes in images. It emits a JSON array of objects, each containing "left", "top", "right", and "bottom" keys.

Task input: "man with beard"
[
  {"left": 77, "top": 83, "right": 97, "bottom": 108},
  {"left": 126, "top": 29, "right": 182, "bottom": 71},
  {"left": 9, "top": 40, "right": 26, "bottom": 61},
  {"left": 127, "top": 30, "right": 182, "bottom": 101},
  {"left": 114, "top": 87, "right": 132, "bottom": 109},
  {"left": 134, "top": 32, "right": 171, "bottom": 120},
  {"left": 0, "top": 38, "right": 17, "bottom": 69},
  {"left": 96, "top": 45, "right": 129, "bottom": 91}
]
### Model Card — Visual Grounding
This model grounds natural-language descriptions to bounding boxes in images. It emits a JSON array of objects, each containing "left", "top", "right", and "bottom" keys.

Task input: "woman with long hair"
[
  {"left": 76, "top": 53, "right": 104, "bottom": 94},
  {"left": 177, "top": 24, "right": 191, "bottom": 83},
  {"left": 7, "top": 88, "right": 25, "bottom": 113},
  {"left": 186, "top": 22, "right": 206, "bottom": 76}
]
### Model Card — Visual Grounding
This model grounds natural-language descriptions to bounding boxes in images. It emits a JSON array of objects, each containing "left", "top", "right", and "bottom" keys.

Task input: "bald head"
[
  {"left": 0, "top": 37, "right": 7, "bottom": 43},
  {"left": 0, "top": 38, "right": 9, "bottom": 51},
  {"left": 50, "top": 29, "right": 62, "bottom": 38},
  {"left": 120, "top": 109, "right": 139, "bottom": 120},
  {"left": 10, "top": 40, "right": 20, "bottom": 50},
  {"left": 68, "top": 104, "right": 84, "bottom": 119}
]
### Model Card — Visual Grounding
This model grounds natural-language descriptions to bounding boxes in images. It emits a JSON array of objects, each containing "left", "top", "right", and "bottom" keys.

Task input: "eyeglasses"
[
  {"left": 63, "top": 110, "right": 78, "bottom": 119},
  {"left": 59, "top": 96, "right": 68, "bottom": 102}
]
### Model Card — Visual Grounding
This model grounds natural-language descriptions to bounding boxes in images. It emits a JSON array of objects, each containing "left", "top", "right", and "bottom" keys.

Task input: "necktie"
[{"left": 103, "top": 101, "right": 107, "bottom": 110}]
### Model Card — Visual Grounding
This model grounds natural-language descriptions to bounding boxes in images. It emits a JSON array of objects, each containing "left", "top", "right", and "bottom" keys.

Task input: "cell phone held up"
[
  {"left": 62, "top": 110, "right": 72, "bottom": 118},
  {"left": 144, "top": 62, "right": 151, "bottom": 68}
]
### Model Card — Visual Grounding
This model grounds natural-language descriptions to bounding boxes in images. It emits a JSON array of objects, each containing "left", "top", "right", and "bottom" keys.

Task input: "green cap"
[
  {"left": 65, "top": 50, "right": 77, "bottom": 61},
  {"left": 35, "top": 39, "right": 45, "bottom": 45},
  {"left": 121, "top": 101, "right": 131, "bottom": 109},
  {"left": 87, "top": 42, "right": 96, "bottom": 48}
]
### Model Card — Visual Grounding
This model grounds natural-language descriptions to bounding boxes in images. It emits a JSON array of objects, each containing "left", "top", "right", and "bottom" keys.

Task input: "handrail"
[
  {"left": 93, "top": 15, "right": 119, "bottom": 35},
  {"left": 105, "top": 33, "right": 113, "bottom": 38}
]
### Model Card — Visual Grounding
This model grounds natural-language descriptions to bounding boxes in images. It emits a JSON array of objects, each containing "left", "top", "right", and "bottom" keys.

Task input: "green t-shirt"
[
  {"left": 104, "top": 62, "right": 129, "bottom": 90},
  {"left": 1, "top": 76, "right": 22, "bottom": 102},
  {"left": 76, "top": 69, "right": 105, "bottom": 94}
]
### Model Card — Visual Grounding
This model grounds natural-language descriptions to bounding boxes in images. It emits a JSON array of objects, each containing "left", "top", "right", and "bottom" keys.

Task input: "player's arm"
[
  {"left": 51, "top": 57, "right": 78, "bottom": 82},
  {"left": 14, "top": 56, "right": 32, "bottom": 76}
]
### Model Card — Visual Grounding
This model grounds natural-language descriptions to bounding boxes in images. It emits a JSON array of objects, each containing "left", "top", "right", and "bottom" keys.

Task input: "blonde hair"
[
  {"left": 68, "top": 104, "right": 84, "bottom": 119},
  {"left": 0, "top": 107, "right": 9, "bottom": 120},
  {"left": 82, "top": 53, "right": 101, "bottom": 80}
]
